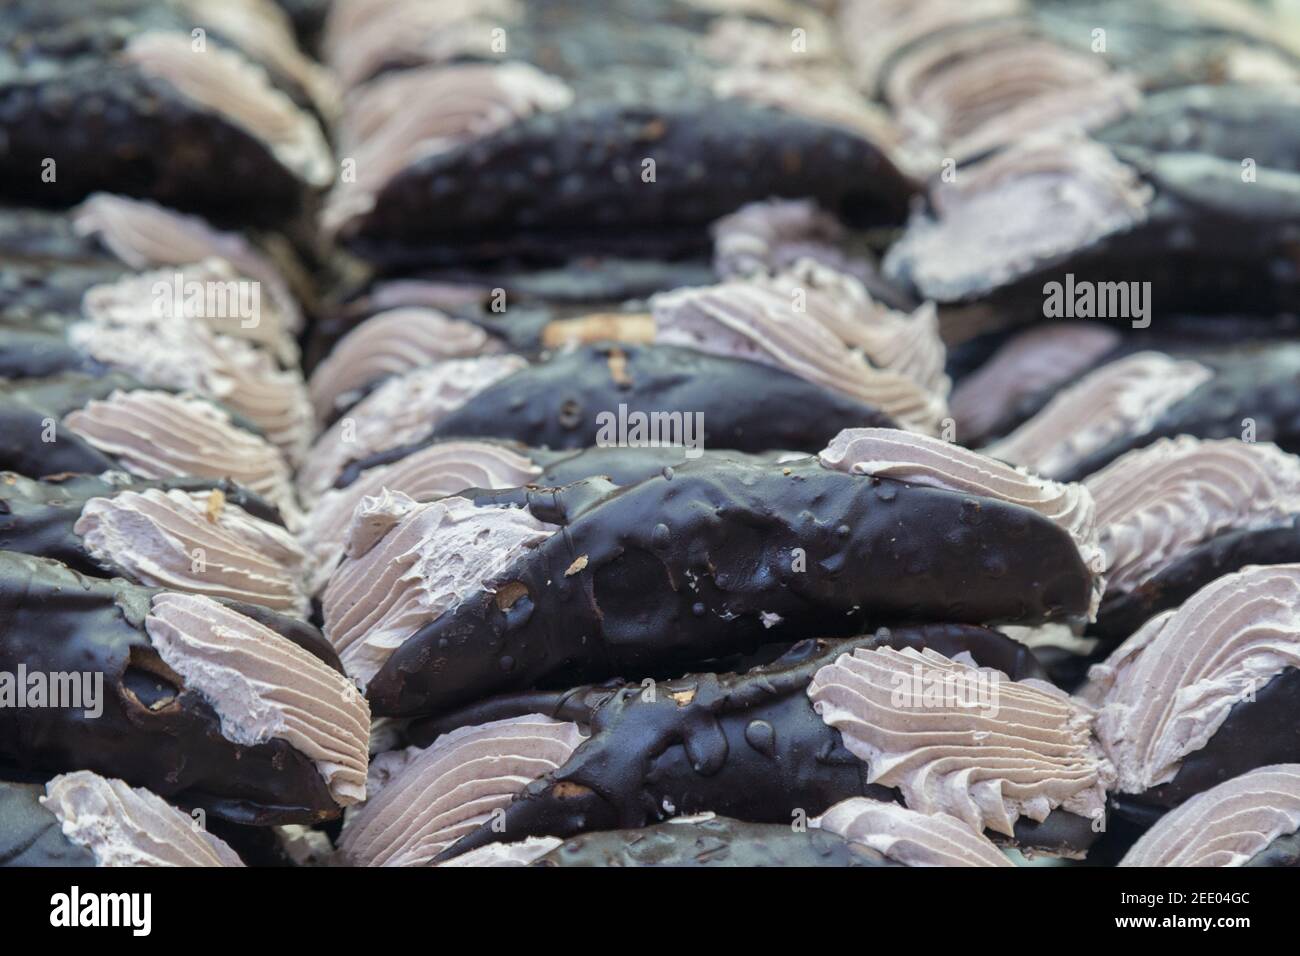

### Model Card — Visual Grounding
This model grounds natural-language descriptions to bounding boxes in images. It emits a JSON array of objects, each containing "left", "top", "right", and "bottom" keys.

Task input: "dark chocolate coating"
[
  {"left": 1098, "top": 85, "right": 1300, "bottom": 172},
  {"left": 433, "top": 625, "right": 1086, "bottom": 860},
  {"left": 1057, "top": 343, "right": 1300, "bottom": 482},
  {"left": 0, "top": 471, "right": 286, "bottom": 581},
  {"left": 368, "top": 457, "right": 1093, "bottom": 717},
  {"left": 534, "top": 815, "right": 896, "bottom": 867},
  {"left": 1246, "top": 829, "right": 1300, "bottom": 868},
  {"left": 0, "top": 0, "right": 321, "bottom": 220},
  {"left": 1093, "top": 517, "right": 1300, "bottom": 642},
  {"left": 0, "top": 552, "right": 343, "bottom": 825},
  {"left": 429, "top": 343, "right": 898, "bottom": 454},
  {"left": 0, "top": 780, "right": 95, "bottom": 867}
]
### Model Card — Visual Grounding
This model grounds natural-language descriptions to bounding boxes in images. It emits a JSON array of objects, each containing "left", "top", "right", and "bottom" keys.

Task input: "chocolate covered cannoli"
[
  {"left": 982, "top": 344, "right": 1300, "bottom": 482},
  {"left": 320, "top": 0, "right": 914, "bottom": 266},
  {"left": 0, "top": 374, "right": 301, "bottom": 525},
  {"left": 0, "top": 0, "right": 332, "bottom": 219},
  {"left": 1, "top": 771, "right": 245, "bottom": 867},
  {"left": 444, "top": 798, "right": 1013, "bottom": 867},
  {"left": 326, "top": 428, "right": 1102, "bottom": 716},
  {"left": 884, "top": 134, "right": 1300, "bottom": 319},
  {"left": 355, "top": 625, "right": 1098, "bottom": 862},
  {"left": 2, "top": 261, "right": 312, "bottom": 462},
  {"left": 0, "top": 472, "right": 310, "bottom": 616},
  {"left": 1118, "top": 765, "right": 1300, "bottom": 867},
  {"left": 1086, "top": 565, "right": 1300, "bottom": 819},
  {"left": 1086, "top": 438, "right": 1300, "bottom": 641},
  {"left": 0, "top": 552, "right": 369, "bottom": 825}
]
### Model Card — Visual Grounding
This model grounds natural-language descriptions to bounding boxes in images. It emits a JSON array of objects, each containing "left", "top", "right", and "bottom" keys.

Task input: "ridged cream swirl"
[
  {"left": 73, "top": 191, "right": 303, "bottom": 342},
  {"left": 654, "top": 264, "right": 948, "bottom": 433},
  {"left": 820, "top": 427, "right": 1106, "bottom": 612},
  {"left": 324, "top": 0, "right": 521, "bottom": 91},
  {"left": 145, "top": 592, "right": 370, "bottom": 805},
  {"left": 1089, "top": 564, "right": 1300, "bottom": 794},
  {"left": 949, "top": 323, "right": 1120, "bottom": 442},
  {"left": 123, "top": 32, "right": 332, "bottom": 187},
  {"left": 808, "top": 645, "right": 1114, "bottom": 837},
  {"left": 42, "top": 771, "right": 245, "bottom": 868},
  {"left": 883, "top": 137, "right": 1152, "bottom": 301},
  {"left": 323, "top": 62, "right": 573, "bottom": 233},
  {"left": 75, "top": 488, "right": 310, "bottom": 616},
  {"left": 308, "top": 308, "right": 505, "bottom": 420},
  {"left": 981, "top": 353, "right": 1214, "bottom": 479},
  {"left": 75, "top": 261, "right": 314, "bottom": 462},
  {"left": 298, "top": 355, "right": 527, "bottom": 503},
  {"left": 62, "top": 389, "right": 301, "bottom": 528},
  {"left": 339, "top": 715, "right": 586, "bottom": 866},
  {"left": 813, "top": 797, "right": 1014, "bottom": 867},
  {"left": 711, "top": 199, "right": 858, "bottom": 279},
  {"left": 301, "top": 440, "right": 541, "bottom": 592},
  {"left": 1119, "top": 765, "right": 1300, "bottom": 867},
  {"left": 1086, "top": 437, "right": 1300, "bottom": 596},
  {"left": 322, "top": 495, "right": 558, "bottom": 687}
]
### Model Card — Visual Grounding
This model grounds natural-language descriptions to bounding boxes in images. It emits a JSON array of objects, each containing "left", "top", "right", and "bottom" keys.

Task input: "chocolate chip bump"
[
  {"left": 982, "top": 343, "right": 1300, "bottom": 482},
  {"left": 883, "top": 132, "right": 1300, "bottom": 319},
  {"left": 1119, "top": 765, "right": 1300, "bottom": 867},
  {"left": 1086, "top": 565, "right": 1300, "bottom": 823},
  {"left": 2, "top": 771, "right": 248, "bottom": 867},
  {"left": 443, "top": 799, "right": 1013, "bottom": 868},
  {"left": 0, "top": 5, "right": 332, "bottom": 218},
  {"left": 319, "top": 0, "right": 914, "bottom": 266},
  {"left": 326, "top": 427, "right": 1102, "bottom": 718},
  {"left": 380, "top": 625, "right": 1098, "bottom": 861},
  {"left": 1086, "top": 438, "right": 1300, "bottom": 641},
  {"left": 0, "top": 373, "right": 301, "bottom": 527},
  {"left": 0, "top": 472, "right": 310, "bottom": 616},
  {"left": 0, "top": 552, "right": 369, "bottom": 825}
]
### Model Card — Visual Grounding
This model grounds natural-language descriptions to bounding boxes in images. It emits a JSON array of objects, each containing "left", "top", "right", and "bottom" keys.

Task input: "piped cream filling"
[
  {"left": 73, "top": 192, "right": 303, "bottom": 342},
  {"left": 1088, "top": 564, "right": 1300, "bottom": 794},
  {"left": 1119, "top": 764, "right": 1300, "bottom": 867},
  {"left": 76, "top": 488, "right": 310, "bottom": 616},
  {"left": 711, "top": 198, "right": 852, "bottom": 279},
  {"left": 301, "top": 440, "right": 541, "bottom": 593},
  {"left": 883, "top": 137, "right": 1153, "bottom": 301},
  {"left": 808, "top": 645, "right": 1114, "bottom": 837},
  {"left": 63, "top": 389, "right": 302, "bottom": 528},
  {"left": 41, "top": 771, "right": 245, "bottom": 867},
  {"left": 820, "top": 426, "right": 1106, "bottom": 613},
  {"left": 436, "top": 836, "right": 565, "bottom": 867},
  {"left": 123, "top": 31, "right": 332, "bottom": 187},
  {"left": 323, "top": 0, "right": 522, "bottom": 90},
  {"left": 297, "top": 354, "right": 527, "bottom": 503},
  {"left": 321, "top": 495, "right": 558, "bottom": 688},
  {"left": 654, "top": 262, "right": 948, "bottom": 434},
  {"left": 339, "top": 715, "right": 586, "bottom": 866},
  {"left": 75, "top": 261, "right": 314, "bottom": 462},
  {"left": 1087, "top": 437, "right": 1300, "bottom": 596},
  {"left": 981, "top": 353, "right": 1214, "bottom": 479},
  {"left": 308, "top": 308, "right": 505, "bottom": 421},
  {"left": 323, "top": 62, "right": 573, "bottom": 233},
  {"left": 145, "top": 592, "right": 371, "bottom": 805},
  {"left": 813, "top": 797, "right": 1014, "bottom": 867},
  {"left": 949, "top": 323, "right": 1120, "bottom": 441}
]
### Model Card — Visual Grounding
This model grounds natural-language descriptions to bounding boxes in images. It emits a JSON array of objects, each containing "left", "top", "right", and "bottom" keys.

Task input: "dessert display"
[{"left": 1, "top": 0, "right": 1298, "bottom": 871}]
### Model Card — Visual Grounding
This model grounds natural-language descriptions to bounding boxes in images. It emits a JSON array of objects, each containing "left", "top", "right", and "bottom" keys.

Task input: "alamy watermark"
[
  {"left": 594, "top": 404, "right": 705, "bottom": 458},
  {"left": 1043, "top": 273, "right": 1150, "bottom": 329},
  {"left": 0, "top": 665, "right": 103, "bottom": 718},
  {"left": 890, "top": 663, "right": 1000, "bottom": 717},
  {"left": 151, "top": 271, "right": 261, "bottom": 329}
]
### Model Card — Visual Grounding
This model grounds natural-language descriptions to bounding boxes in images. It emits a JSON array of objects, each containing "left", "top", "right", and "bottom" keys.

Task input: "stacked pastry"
[{"left": 2, "top": 0, "right": 1300, "bottom": 870}]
